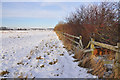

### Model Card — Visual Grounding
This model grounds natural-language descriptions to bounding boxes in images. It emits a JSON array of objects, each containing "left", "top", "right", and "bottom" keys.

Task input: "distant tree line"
[
  {"left": 0, "top": 27, "right": 27, "bottom": 30},
  {"left": 0, "top": 27, "right": 53, "bottom": 31}
]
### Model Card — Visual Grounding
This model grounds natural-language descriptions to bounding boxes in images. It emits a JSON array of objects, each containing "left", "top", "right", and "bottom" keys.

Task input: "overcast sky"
[{"left": 1, "top": 0, "right": 119, "bottom": 28}]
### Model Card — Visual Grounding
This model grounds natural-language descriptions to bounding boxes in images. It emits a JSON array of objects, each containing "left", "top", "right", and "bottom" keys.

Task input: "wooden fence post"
[
  {"left": 114, "top": 43, "right": 120, "bottom": 78},
  {"left": 90, "top": 38, "right": 95, "bottom": 55}
]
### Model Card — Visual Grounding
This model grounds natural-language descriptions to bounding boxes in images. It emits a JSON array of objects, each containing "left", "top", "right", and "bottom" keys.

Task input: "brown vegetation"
[
  {"left": 54, "top": 2, "right": 119, "bottom": 78},
  {"left": 54, "top": 2, "right": 119, "bottom": 48},
  {"left": 0, "top": 70, "right": 9, "bottom": 76}
]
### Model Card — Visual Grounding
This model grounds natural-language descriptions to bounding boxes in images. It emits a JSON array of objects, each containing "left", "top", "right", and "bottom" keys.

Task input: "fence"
[
  {"left": 56, "top": 31, "right": 83, "bottom": 49},
  {"left": 56, "top": 31, "right": 120, "bottom": 78}
]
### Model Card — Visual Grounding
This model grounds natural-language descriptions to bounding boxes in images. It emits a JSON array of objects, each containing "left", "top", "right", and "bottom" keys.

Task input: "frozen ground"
[{"left": 0, "top": 30, "right": 97, "bottom": 78}]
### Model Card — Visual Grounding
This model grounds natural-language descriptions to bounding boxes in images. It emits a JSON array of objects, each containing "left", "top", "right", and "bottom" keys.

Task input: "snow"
[{"left": 0, "top": 30, "right": 97, "bottom": 78}]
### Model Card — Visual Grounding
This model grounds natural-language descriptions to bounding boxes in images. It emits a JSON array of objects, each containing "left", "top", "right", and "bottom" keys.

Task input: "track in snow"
[{"left": 0, "top": 30, "right": 97, "bottom": 78}]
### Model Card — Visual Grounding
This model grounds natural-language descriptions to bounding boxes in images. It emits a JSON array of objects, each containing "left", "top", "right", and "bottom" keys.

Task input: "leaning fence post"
[
  {"left": 79, "top": 36, "right": 83, "bottom": 49},
  {"left": 90, "top": 38, "right": 95, "bottom": 55},
  {"left": 114, "top": 43, "right": 120, "bottom": 78}
]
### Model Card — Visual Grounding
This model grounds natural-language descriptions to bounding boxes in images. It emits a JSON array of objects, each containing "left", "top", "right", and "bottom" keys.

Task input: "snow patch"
[{"left": 0, "top": 30, "right": 97, "bottom": 78}]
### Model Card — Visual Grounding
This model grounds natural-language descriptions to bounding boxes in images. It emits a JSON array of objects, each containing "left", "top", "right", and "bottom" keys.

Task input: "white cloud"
[
  {"left": 40, "top": 2, "right": 75, "bottom": 12},
  {"left": 2, "top": 9, "right": 66, "bottom": 19},
  {"left": 2, "top": 2, "right": 77, "bottom": 19},
  {"left": 1, "top": 0, "right": 119, "bottom": 2},
  {"left": 0, "top": 2, "right": 2, "bottom": 17},
  {"left": 0, "top": 2, "right": 2, "bottom": 26}
]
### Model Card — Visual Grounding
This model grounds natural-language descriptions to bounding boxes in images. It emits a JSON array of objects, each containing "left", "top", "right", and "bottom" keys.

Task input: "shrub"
[{"left": 54, "top": 2, "right": 119, "bottom": 48}]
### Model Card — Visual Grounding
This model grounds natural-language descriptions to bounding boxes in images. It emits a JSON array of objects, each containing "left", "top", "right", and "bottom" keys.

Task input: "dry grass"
[
  {"left": 0, "top": 70, "right": 9, "bottom": 76},
  {"left": 36, "top": 56, "right": 43, "bottom": 60},
  {"left": 53, "top": 2, "right": 118, "bottom": 78},
  {"left": 49, "top": 59, "right": 58, "bottom": 65}
]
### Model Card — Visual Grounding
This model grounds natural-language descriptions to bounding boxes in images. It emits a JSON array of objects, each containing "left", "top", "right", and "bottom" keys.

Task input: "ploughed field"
[{"left": 0, "top": 30, "right": 97, "bottom": 78}]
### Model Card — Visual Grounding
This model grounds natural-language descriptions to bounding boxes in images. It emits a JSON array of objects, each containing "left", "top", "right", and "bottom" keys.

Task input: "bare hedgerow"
[{"left": 54, "top": 2, "right": 119, "bottom": 47}]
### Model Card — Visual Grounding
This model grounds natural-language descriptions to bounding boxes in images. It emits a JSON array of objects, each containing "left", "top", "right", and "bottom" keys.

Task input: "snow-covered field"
[{"left": 0, "top": 30, "right": 97, "bottom": 78}]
